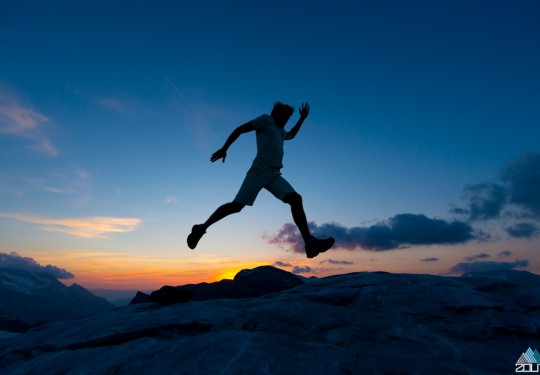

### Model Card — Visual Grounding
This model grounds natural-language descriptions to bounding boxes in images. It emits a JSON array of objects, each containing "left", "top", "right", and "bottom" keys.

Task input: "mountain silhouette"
[{"left": 0, "top": 268, "right": 113, "bottom": 326}]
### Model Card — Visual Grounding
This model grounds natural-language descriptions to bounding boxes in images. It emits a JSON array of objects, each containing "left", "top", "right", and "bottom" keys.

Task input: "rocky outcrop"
[
  {"left": 1, "top": 267, "right": 539, "bottom": 374},
  {"left": 130, "top": 265, "right": 304, "bottom": 304}
]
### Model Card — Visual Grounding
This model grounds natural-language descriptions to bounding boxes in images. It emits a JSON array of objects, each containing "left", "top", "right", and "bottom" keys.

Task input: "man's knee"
[
  {"left": 229, "top": 201, "right": 245, "bottom": 213},
  {"left": 283, "top": 192, "right": 302, "bottom": 206}
]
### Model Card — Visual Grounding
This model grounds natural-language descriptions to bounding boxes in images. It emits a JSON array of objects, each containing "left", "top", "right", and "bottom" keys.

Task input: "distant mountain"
[
  {"left": 1, "top": 266, "right": 539, "bottom": 374},
  {"left": 89, "top": 289, "right": 147, "bottom": 307},
  {"left": 0, "top": 268, "right": 113, "bottom": 325}
]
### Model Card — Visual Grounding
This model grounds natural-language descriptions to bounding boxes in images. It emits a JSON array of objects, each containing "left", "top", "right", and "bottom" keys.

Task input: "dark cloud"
[
  {"left": 447, "top": 259, "right": 528, "bottom": 275},
  {"left": 420, "top": 257, "right": 439, "bottom": 262},
  {"left": 273, "top": 261, "right": 292, "bottom": 268},
  {"left": 292, "top": 266, "right": 312, "bottom": 274},
  {"left": 268, "top": 214, "right": 474, "bottom": 253},
  {"left": 0, "top": 252, "right": 74, "bottom": 279},
  {"left": 463, "top": 253, "right": 490, "bottom": 262},
  {"left": 500, "top": 153, "right": 540, "bottom": 218},
  {"left": 498, "top": 250, "right": 513, "bottom": 257},
  {"left": 506, "top": 222, "right": 539, "bottom": 238},
  {"left": 454, "top": 183, "right": 506, "bottom": 221},
  {"left": 320, "top": 259, "right": 354, "bottom": 265},
  {"left": 454, "top": 153, "right": 540, "bottom": 223}
]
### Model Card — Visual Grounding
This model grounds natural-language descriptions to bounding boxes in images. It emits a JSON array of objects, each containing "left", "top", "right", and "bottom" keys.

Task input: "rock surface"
[
  {"left": 1, "top": 267, "right": 540, "bottom": 374},
  {"left": 131, "top": 265, "right": 304, "bottom": 305}
]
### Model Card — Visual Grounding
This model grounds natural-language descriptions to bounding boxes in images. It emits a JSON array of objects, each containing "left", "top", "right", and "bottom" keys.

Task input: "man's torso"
[{"left": 251, "top": 114, "right": 286, "bottom": 168}]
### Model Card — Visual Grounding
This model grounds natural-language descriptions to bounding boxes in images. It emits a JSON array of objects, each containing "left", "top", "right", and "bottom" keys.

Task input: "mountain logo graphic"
[{"left": 516, "top": 348, "right": 540, "bottom": 373}]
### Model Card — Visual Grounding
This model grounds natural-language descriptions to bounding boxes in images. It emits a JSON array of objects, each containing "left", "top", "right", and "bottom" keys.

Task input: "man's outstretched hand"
[
  {"left": 210, "top": 148, "right": 227, "bottom": 163},
  {"left": 299, "top": 102, "right": 310, "bottom": 120}
]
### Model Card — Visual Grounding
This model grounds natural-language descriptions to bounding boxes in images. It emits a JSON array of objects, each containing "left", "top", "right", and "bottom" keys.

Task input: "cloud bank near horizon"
[
  {"left": 0, "top": 252, "right": 74, "bottom": 279},
  {"left": 267, "top": 213, "right": 475, "bottom": 253},
  {"left": 446, "top": 259, "right": 529, "bottom": 275}
]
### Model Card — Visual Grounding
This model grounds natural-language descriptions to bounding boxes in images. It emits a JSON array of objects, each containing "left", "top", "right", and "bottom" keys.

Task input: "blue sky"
[{"left": 1, "top": 0, "right": 539, "bottom": 289}]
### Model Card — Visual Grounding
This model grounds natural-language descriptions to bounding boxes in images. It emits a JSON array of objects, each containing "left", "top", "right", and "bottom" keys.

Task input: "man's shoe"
[
  {"left": 187, "top": 224, "right": 206, "bottom": 249},
  {"left": 305, "top": 237, "right": 335, "bottom": 259}
]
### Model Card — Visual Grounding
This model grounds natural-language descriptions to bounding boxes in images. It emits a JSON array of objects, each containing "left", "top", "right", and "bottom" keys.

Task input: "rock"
[
  {"left": 129, "top": 291, "right": 151, "bottom": 305},
  {"left": 149, "top": 286, "right": 192, "bottom": 305},
  {"left": 130, "top": 265, "right": 304, "bottom": 305},
  {"left": 233, "top": 265, "right": 304, "bottom": 293},
  {"left": 2, "top": 268, "right": 540, "bottom": 374}
]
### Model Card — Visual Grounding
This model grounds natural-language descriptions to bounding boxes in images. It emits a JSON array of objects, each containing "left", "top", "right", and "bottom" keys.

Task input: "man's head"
[{"left": 271, "top": 102, "right": 294, "bottom": 128}]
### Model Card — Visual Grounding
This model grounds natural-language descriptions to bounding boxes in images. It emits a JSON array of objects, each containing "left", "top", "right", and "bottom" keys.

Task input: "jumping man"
[{"left": 187, "top": 102, "right": 335, "bottom": 258}]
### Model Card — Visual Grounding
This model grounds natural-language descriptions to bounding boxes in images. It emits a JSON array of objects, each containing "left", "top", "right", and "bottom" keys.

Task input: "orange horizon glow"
[{"left": 50, "top": 254, "right": 276, "bottom": 290}]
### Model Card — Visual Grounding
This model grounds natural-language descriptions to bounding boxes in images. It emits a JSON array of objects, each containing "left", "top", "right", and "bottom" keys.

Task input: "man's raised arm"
[
  {"left": 210, "top": 122, "right": 255, "bottom": 163},
  {"left": 285, "top": 102, "right": 310, "bottom": 140}
]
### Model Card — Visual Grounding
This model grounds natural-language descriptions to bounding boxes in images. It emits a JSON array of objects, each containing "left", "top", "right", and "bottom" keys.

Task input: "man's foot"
[
  {"left": 187, "top": 224, "right": 206, "bottom": 249},
  {"left": 305, "top": 237, "right": 335, "bottom": 259}
]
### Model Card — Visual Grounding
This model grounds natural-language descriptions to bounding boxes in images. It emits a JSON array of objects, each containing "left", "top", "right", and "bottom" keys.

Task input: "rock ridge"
[{"left": 1, "top": 267, "right": 539, "bottom": 374}]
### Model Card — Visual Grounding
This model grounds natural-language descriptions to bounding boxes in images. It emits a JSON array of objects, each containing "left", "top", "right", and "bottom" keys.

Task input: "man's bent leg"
[
  {"left": 282, "top": 192, "right": 312, "bottom": 243},
  {"left": 282, "top": 192, "right": 335, "bottom": 258},
  {"left": 188, "top": 201, "right": 244, "bottom": 249}
]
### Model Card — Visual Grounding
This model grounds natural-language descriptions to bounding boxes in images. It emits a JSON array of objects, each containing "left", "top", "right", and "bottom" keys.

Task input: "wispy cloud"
[
  {"left": 420, "top": 257, "right": 439, "bottom": 262},
  {"left": 446, "top": 259, "right": 529, "bottom": 275},
  {"left": 93, "top": 97, "right": 133, "bottom": 116},
  {"left": 0, "top": 213, "right": 142, "bottom": 239},
  {"left": 463, "top": 253, "right": 491, "bottom": 261},
  {"left": 320, "top": 259, "right": 354, "bottom": 265},
  {"left": 0, "top": 169, "right": 92, "bottom": 203},
  {"left": 0, "top": 83, "right": 58, "bottom": 156},
  {"left": 273, "top": 261, "right": 293, "bottom": 268},
  {"left": 164, "top": 196, "right": 179, "bottom": 204}
]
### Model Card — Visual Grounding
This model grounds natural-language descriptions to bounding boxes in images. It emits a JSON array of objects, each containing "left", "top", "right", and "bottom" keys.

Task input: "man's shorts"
[{"left": 234, "top": 163, "right": 296, "bottom": 206}]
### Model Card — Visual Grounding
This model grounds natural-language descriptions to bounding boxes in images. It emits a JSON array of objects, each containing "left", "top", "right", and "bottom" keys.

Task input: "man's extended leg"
[
  {"left": 282, "top": 192, "right": 335, "bottom": 258},
  {"left": 187, "top": 201, "right": 244, "bottom": 249}
]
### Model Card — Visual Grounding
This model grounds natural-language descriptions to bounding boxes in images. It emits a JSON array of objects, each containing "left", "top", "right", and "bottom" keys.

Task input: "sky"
[{"left": 1, "top": 0, "right": 539, "bottom": 290}]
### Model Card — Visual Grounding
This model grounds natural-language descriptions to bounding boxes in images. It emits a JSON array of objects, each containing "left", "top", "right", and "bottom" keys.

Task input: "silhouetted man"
[{"left": 188, "top": 102, "right": 335, "bottom": 258}]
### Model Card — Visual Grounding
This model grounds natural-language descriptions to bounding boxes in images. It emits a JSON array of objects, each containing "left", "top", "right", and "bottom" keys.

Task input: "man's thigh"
[{"left": 266, "top": 175, "right": 296, "bottom": 202}]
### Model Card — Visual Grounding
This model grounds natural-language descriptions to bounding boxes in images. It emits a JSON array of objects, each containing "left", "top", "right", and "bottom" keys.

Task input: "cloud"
[
  {"left": 0, "top": 84, "right": 58, "bottom": 156},
  {"left": 267, "top": 214, "right": 474, "bottom": 253},
  {"left": 0, "top": 213, "right": 142, "bottom": 239},
  {"left": 500, "top": 153, "right": 540, "bottom": 218},
  {"left": 463, "top": 253, "right": 490, "bottom": 261},
  {"left": 498, "top": 250, "right": 513, "bottom": 257},
  {"left": 506, "top": 222, "right": 539, "bottom": 239},
  {"left": 452, "top": 183, "right": 506, "bottom": 221},
  {"left": 0, "top": 252, "right": 74, "bottom": 279},
  {"left": 93, "top": 97, "right": 133, "bottom": 116},
  {"left": 292, "top": 266, "right": 312, "bottom": 274},
  {"left": 320, "top": 259, "right": 354, "bottom": 265},
  {"left": 420, "top": 257, "right": 439, "bottom": 262},
  {"left": 164, "top": 196, "right": 179, "bottom": 204},
  {"left": 273, "top": 261, "right": 292, "bottom": 268},
  {"left": 447, "top": 259, "right": 528, "bottom": 275},
  {"left": 454, "top": 153, "right": 540, "bottom": 222}
]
